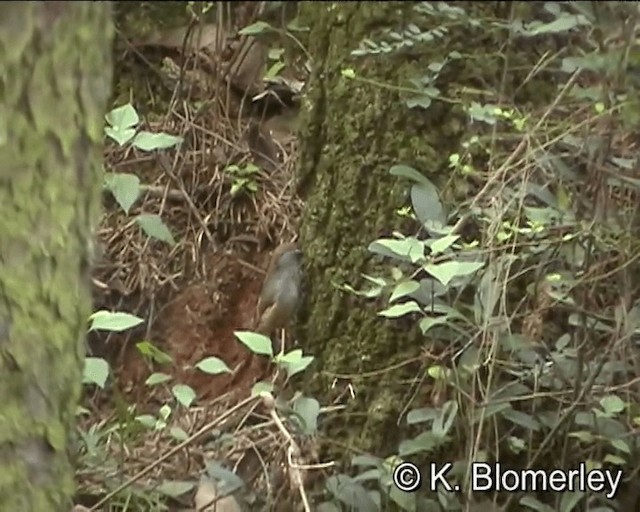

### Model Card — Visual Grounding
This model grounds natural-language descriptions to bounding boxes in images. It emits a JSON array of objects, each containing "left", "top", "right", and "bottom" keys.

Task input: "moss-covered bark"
[
  {"left": 0, "top": 3, "right": 112, "bottom": 510},
  {"left": 295, "top": 2, "right": 531, "bottom": 457},
  {"left": 295, "top": 1, "right": 451, "bottom": 457}
]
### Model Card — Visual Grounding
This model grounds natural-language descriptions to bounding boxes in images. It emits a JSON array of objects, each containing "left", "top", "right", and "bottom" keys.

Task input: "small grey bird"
[{"left": 255, "top": 242, "right": 303, "bottom": 347}]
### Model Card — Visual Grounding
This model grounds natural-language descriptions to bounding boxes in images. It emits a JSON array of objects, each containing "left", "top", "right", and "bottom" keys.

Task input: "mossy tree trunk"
[
  {"left": 0, "top": 3, "right": 112, "bottom": 510},
  {"left": 296, "top": 2, "right": 507, "bottom": 456}
]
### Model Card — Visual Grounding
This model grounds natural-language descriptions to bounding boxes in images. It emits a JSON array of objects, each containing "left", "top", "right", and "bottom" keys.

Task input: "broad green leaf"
[
  {"left": 132, "top": 131, "right": 182, "bottom": 151},
  {"left": 424, "top": 261, "right": 484, "bottom": 287},
  {"left": 528, "top": 14, "right": 590, "bottom": 36},
  {"left": 604, "top": 454, "right": 626, "bottom": 465},
  {"left": 136, "top": 414, "right": 157, "bottom": 428},
  {"left": 326, "top": 475, "right": 378, "bottom": 512},
  {"left": 170, "top": 426, "right": 189, "bottom": 441},
  {"left": 251, "top": 381, "right": 274, "bottom": 397},
  {"left": 568, "top": 431, "right": 594, "bottom": 443},
  {"left": 399, "top": 431, "right": 441, "bottom": 456},
  {"left": 389, "top": 484, "right": 417, "bottom": 510},
  {"left": 559, "top": 490, "right": 584, "bottom": 512},
  {"left": 428, "top": 234, "right": 459, "bottom": 255},
  {"left": 609, "top": 438, "right": 630, "bottom": 454},
  {"left": 519, "top": 495, "right": 555, "bottom": 512},
  {"left": 156, "top": 480, "right": 194, "bottom": 498},
  {"left": 389, "top": 164, "right": 430, "bottom": 186},
  {"left": 82, "top": 357, "right": 110, "bottom": 388},
  {"left": 89, "top": 310, "right": 144, "bottom": 332},
  {"left": 104, "top": 126, "right": 136, "bottom": 146},
  {"left": 105, "top": 103, "right": 139, "bottom": 130},
  {"left": 406, "top": 95, "right": 432, "bottom": 109},
  {"left": 432, "top": 400, "right": 458, "bottom": 437},
  {"left": 276, "top": 349, "right": 314, "bottom": 377},
  {"left": 390, "top": 280, "right": 420, "bottom": 302},
  {"left": 500, "top": 408, "right": 541, "bottom": 431},
  {"left": 136, "top": 214, "right": 176, "bottom": 245},
  {"left": 600, "top": 395, "right": 625, "bottom": 415},
  {"left": 104, "top": 172, "right": 140, "bottom": 214},
  {"left": 419, "top": 315, "right": 449, "bottom": 334},
  {"left": 195, "top": 357, "right": 232, "bottom": 375},
  {"left": 470, "top": 402, "right": 510, "bottom": 424},
  {"left": 411, "top": 181, "right": 446, "bottom": 227},
  {"left": 235, "top": 331, "right": 273, "bottom": 356},
  {"left": 239, "top": 21, "right": 271, "bottom": 35},
  {"left": 406, "top": 407, "right": 438, "bottom": 424},
  {"left": 378, "top": 301, "right": 422, "bottom": 318},
  {"left": 172, "top": 384, "right": 196, "bottom": 408},
  {"left": 369, "top": 237, "right": 424, "bottom": 263},
  {"left": 145, "top": 372, "right": 172, "bottom": 386},
  {"left": 292, "top": 396, "right": 320, "bottom": 435},
  {"left": 204, "top": 462, "right": 245, "bottom": 494}
]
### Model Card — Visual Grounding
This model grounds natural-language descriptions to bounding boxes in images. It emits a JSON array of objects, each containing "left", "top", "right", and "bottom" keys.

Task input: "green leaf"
[
  {"left": 235, "top": 331, "right": 273, "bottom": 357},
  {"left": 265, "top": 61, "right": 285, "bottom": 79},
  {"left": 292, "top": 396, "right": 320, "bottom": 435},
  {"left": 325, "top": 475, "right": 378, "bottom": 512},
  {"left": 135, "top": 214, "right": 176, "bottom": 245},
  {"left": 432, "top": 400, "right": 458, "bottom": 437},
  {"left": 378, "top": 301, "right": 422, "bottom": 318},
  {"left": 105, "top": 103, "right": 139, "bottom": 130},
  {"left": 89, "top": 310, "right": 144, "bottom": 332},
  {"left": 136, "top": 414, "right": 157, "bottom": 428},
  {"left": 406, "top": 95, "right": 432, "bottom": 109},
  {"left": 145, "top": 372, "right": 172, "bottom": 386},
  {"left": 406, "top": 407, "right": 438, "bottom": 424},
  {"left": 471, "top": 402, "right": 510, "bottom": 424},
  {"left": 251, "top": 381, "right": 274, "bottom": 397},
  {"left": 104, "top": 126, "right": 136, "bottom": 146},
  {"left": 170, "top": 426, "right": 189, "bottom": 441},
  {"left": 527, "top": 14, "right": 590, "bottom": 36},
  {"left": 419, "top": 315, "right": 450, "bottom": 334},
  {"left": 609, "top": 438, "right": 630, "bottom": 454},
  {"left": 82, "top": 357, "right": 110, "bottom": 388},
  {"left": 604, "top": 453, "right": 626, "bottom": 465},
  {"left": 500, "top": 408, "right": 541, "bottom": 431},
  {"left": 428, "top": 234, "right": 459, "bottom": 255},
  {"left": 389, "top": 280, "right": 420, "bottom": 302},
  {"left": 369, "top": 237, "right": 424, "bottom": 263},
  {"left": 399, "top": 431, "right": 441, "bottom": 456},
  {"left": 424, "top": 261, "right": 484, "bottom": 287},
  {"left": 600, "top": 395, "right": 625, "bottom": 415},
  {"left": 104, "top": 172, "right": 140, "bottom": 214},
  {"left": 389, "top": 484, "right": 417, "bottom": 510},
  {"left": 172, "top": 384, "right": 196, "bottom": 408},
  {"left": 389, "top": 164, "right": 430, "bottom": 186},
  {"left": 568, "top": 430, "right": 595, "bottom": 443},
  {"left": 519, "top": 495, "right": 556, "bottom": 512},
  {"left": 412, "top": 181, "right": 445, "bottom": 228},
  {"left": 136, "top": 341, "right": 173, "bottom": 364},
  {"left": 275, "top": 349, "right": 314, "bottom": 377},
  {"left": 132, "top": 131, "right": 182, "bottom": 151},
  {"left": 195, "top": 357, "right": 232, "bottom": 375},
  {"left": 204, "top": 462, "right": 245, "bottom": 494},
  {"left": 156, "top": 480, "right": 194, "bottom": 498},
  {"left": 559, "top": 490, "right": 584, "bottom": 512},
  {"left": 239, "top": 21, "right": 271, "bottom": 35}
]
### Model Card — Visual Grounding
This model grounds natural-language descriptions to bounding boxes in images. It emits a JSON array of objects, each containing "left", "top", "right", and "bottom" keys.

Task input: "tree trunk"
[
  {"left": 296, "top": 2, "right": 508, "bottom": 455},
  {"left": 0, "top": 2, "right": 112, "bottom": 510}
]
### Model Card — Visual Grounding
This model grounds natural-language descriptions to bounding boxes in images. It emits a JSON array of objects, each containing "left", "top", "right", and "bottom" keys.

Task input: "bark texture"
[
  {"left": 295, "top": 2, "right": 511, "bottom": 455},
  {"left": 0, "top": 2, "right": 112, "bottom": 510}
]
